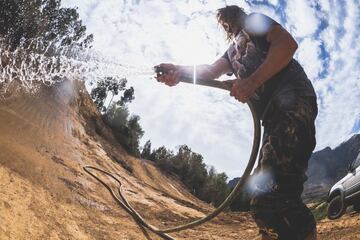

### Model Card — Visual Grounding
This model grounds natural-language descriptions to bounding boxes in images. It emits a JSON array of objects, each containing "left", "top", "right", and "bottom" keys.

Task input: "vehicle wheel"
[
  {"left": 327, "top": 195, "right": 346, "bottom": 220},
  {"left": 354, "top": 201, "right": 360, "bottom": 212}
]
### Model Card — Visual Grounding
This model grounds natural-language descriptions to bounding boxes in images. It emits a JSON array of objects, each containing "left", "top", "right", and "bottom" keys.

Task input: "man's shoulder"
[
  {"left": 247, "top": 12, "right": 278, "bottom": 23},
  {"left": 245, "top": 13, "right": 280, "bottom": 36}
]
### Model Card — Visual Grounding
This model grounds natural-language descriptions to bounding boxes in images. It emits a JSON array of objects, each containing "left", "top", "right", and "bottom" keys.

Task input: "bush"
[
  {"left": 103, "top": 104, "right": 144, "bottom": 157},
  {"left": 310, "top": 201, "right": 328, "bottom": 221},
  {"left": 143, "top": 143, "right": 231, "bottom": 207}
]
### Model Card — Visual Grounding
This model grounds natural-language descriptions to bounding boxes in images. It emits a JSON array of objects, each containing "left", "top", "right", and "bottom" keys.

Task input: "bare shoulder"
[{"left": 266, "top": 24, "right": 293, "bottom": 42}]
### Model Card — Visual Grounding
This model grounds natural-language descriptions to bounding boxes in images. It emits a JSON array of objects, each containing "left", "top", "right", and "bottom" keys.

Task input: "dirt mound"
[
  {"left": 0, "top": 81, "right": 359, "bottom": 240},
  {"left": 0, "top": 81, "right": 258, "bottom": 239}
]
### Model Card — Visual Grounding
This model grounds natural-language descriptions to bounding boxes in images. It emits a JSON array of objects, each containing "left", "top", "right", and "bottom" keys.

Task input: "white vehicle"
[{"left": 327, "top": 152, "right": 360, "bottom": 219}]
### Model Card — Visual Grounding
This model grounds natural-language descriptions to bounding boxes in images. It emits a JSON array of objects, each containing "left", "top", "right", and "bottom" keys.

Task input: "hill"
[
  {"left": 303, "top": 134, "right": 360, "bottom": 202},
  {"left": 0, "top": 81, "right": 259, "bottom": 239},
  {"left": 0, "top": 81, "right": 359, "bottom": 239},
  {"left": 228, "top": 134, "right": 360, "bottom": 203}
]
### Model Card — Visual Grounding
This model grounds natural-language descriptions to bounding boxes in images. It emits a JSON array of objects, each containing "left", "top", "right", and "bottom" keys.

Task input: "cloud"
[
  {"left": 285, "top": 0, "right": 320, "bottom": 37},
  {"left": 296, "top": 38, "right": 323, "bottom": 80},
  {"left": 60, "top": 0, "right": 360, "bottom": 178},
  {"left": 313, "top": 0, "right": 360, "bottom": 149}
]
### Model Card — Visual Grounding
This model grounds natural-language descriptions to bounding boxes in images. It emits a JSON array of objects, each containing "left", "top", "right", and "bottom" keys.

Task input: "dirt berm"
[{"left": 0, "top": 81, "right": 359, "bottom": 239}]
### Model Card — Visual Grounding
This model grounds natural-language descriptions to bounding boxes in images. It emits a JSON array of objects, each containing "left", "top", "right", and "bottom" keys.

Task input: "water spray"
[
  {"left": 0, "top": 38, "right": 154, "bottom": 95},
  {"left": 84, "top": 66, "right": 261, "bottom": 239},
  {"left": 0, "top": 37, "right": 261, "bottom": 239}
]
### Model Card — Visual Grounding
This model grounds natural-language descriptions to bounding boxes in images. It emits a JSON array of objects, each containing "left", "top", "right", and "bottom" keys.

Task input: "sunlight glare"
[{"left": 193, "top": 64, "right": 197, "bottom": 84}]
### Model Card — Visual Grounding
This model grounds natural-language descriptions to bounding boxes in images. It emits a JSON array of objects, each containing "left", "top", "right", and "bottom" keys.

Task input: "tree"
[
  {"left": 127, "top": 115, "right": 144, "bottom": 156},
  {"left": 105, "top": 103, "right": 129, "bottom": 127},
  {"left": 90, "top": 75, "right": 140, "bottom": 156},
  {"left": 192, "top": 154, "right": 208, "bottom": 193},
  {"left": 229, "top": 186, "right": 251, "bottom": 212},
  {"left": 0, "top": 0, "right": 93, "bottom": 49},
  {"left": 171, "top": 145, "right": 191, "bottom": 176},
  {"left": 149, "top": 144, "right": 230, "bottom": 207},
  {"left": 90, "top": 77, "right": 132, "bottom": 113},
  {"left": 211, "top": 173, "right": 230, "bottom": 206},
  {"left": 119, "top": 87, "right": 135, "bottom": 106},
  {"left": 103, "top": 103, "right": 144, "bottom": 157},
  {"left": 141, "top": 140, "right": 152, "bottom": 160},
  {"left": 153, "top": 146, "right": 174, "bottom": 171}
]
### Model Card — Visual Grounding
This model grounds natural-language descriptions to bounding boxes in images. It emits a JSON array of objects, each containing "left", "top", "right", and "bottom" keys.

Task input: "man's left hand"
[{"left": 230, "top": 78, "right": 257, "bottom": 103}]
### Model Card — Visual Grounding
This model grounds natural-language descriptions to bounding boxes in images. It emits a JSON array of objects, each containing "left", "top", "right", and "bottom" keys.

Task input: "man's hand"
[
  {"left": 230, "top": 78, "right": 257, "bottom": 103},
  {"left": 155, "top": 63, "right": 181, "bottom": 87}
]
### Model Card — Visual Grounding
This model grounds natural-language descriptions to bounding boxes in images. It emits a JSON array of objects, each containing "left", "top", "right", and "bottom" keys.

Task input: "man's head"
[{"left": 216, "top": 5, "right": 247, "bottom": 41}]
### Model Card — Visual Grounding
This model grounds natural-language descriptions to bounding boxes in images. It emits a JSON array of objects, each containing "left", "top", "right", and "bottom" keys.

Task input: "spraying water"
[{"left": 0, "top": 38, "right": 154, "bottom": 96}]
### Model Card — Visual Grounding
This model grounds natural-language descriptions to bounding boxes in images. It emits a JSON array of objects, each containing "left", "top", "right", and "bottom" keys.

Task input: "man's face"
[
  {"left": 221, "top": 22, "right": 232, "bottom": 34},
  {"left": 221, "top": 21, "right": 241, "bottom": 40}
]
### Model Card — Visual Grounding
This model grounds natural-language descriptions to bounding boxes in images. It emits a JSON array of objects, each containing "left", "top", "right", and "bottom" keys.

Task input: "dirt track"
[{"left": 0, "top": 81, "right": 359, "bottom": 240}]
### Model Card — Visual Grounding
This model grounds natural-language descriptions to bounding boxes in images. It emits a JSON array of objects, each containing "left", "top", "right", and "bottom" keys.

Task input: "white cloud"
[
  {"left": 296, "top": 38, "right": 323, "bottom": 80},
  {"left": 251, "top": 4, "right": 280, "bottom": 23},
  {"left": 268, "top": 0, "right": 279, "bottom": 6},
  {"left": 285, "top": 0, "right": 320, "bottom": 37},
  {"left": 59, "top": 0, "right": 360, "bottom": 178},
  {"left": 312, "top": 0, "right": 360, "bottom": 149}
]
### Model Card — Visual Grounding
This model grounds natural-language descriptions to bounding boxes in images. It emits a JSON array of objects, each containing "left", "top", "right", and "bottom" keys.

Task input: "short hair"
[{"left": 216, "top": 5, "right": 246, "bottom": 41}]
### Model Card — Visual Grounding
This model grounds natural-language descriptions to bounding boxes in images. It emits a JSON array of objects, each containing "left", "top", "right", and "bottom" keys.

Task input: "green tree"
[
  {"left": 0, "top": 0, "right": 93, "bottom": 49},
  {"left": 90, "top": 77, "right": 128, "bottom": 112},
  {"left": 171, "top": 145, "right": 191, "bottom": 176},
  {"left": 197, "top": 166, "right": 231, "bottom": 207},
  {"left": 229, "top": 187, "right": 251, "bottom": 212},
  {"left": 183, "top": 153, "right": 207, "bottom": 195},
  {"left": 90, "top": 75, "right": 139, "bottom": 156},
  {"left": 153, "top": 146, "right": 174, "bottom": 171},
  {"left": 119, "top": 87, "right": 135, "bottom": 106},
  {"left": 104, "top": 104, "right": 144, "bottom": 157},
  {"left": 150, "top": 144, "right": 230, "bottom": 207},
  {"left": 127, "top": 115, "right": 144, "bottom": 156},
  {"left": 211, "top": 172, "right": 230, "bottom": 206},
  {"left": 141, "top": 140, "right": 152, "bottom": 160}
]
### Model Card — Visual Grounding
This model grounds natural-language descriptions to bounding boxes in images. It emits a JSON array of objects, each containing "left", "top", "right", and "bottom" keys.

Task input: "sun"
[{"left": 163, "top": 15, "right": 228, "bottom": 66}]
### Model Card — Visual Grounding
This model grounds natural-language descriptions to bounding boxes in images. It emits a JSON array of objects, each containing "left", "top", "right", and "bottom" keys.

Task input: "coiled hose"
[{"left": 84, "top": 77, "right": 261, "bottom": 240}]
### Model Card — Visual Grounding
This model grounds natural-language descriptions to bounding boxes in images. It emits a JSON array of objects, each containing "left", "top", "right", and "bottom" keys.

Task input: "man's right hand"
[{"left": 155, "top": 63, "right": 181, "bottom": 87}]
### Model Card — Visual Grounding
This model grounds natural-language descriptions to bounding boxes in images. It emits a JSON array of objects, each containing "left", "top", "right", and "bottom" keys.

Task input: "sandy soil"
[{"left": 0, "top": 81, "right": 359, "bottom": 240}]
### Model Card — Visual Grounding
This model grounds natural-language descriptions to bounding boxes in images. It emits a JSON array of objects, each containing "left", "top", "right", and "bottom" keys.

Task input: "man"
[{"left": 156, "top": 5, "right": 317, "bottom": 240}]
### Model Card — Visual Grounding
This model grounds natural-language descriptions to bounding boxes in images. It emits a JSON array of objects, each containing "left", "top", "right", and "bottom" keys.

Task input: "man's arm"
[
  {"left": 230, "top": 25, "right": 298, "bottom": 103},
  {"left": 251, "top": 25, "right": 298, "bottom": 87},
  {"left": 156, "top": 57, "right": 232, "bottom": 86},
  {"left": 177, "top": 58, "right": 232, "bottom": 80}
]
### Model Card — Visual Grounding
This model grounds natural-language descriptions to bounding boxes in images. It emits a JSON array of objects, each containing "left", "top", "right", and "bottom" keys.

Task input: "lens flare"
[
  {"left": 245, "top": 170, "right": 274, "bottom": 194},
  {"left": 193, "top": 64, "right": 197, "bottom": 85}
]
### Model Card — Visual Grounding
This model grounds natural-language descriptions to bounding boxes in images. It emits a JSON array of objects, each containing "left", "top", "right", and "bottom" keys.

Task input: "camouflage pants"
[{"left": 250, "top": 92, "right": 318, "bottom": 240}]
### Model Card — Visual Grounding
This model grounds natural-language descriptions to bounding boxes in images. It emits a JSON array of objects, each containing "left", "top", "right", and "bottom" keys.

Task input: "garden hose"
[{"left": 83, "top": 76, "right": 261, "bottom": 239}]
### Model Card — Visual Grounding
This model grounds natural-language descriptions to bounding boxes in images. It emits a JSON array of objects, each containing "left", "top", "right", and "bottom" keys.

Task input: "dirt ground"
[{"left": 0, "top": 81, "right": 359, "bottom": 240}]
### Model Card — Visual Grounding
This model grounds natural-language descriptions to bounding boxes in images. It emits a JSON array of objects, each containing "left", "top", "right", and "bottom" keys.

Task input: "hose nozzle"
[{"left": 154, "top": 65, "right": 168, "bottom": 78}]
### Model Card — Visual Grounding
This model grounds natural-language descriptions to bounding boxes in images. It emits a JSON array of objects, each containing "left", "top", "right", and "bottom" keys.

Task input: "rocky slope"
[
  {"left": 303, "top": 134, "right": 360, "bottom": 202},
  {"left": 0, "top": 81, "right": 359, "bottom": 239},
  {"left": 0, "top": 81, "right": 259, "bottom": 240}
]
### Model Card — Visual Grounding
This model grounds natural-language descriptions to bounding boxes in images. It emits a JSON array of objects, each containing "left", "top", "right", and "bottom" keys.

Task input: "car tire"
[
  {"left": 354, "top": 201, "right": 360, "bottom": 212},
  {"left": 327, "top": 195, "right": 346, "bottom": 220}
]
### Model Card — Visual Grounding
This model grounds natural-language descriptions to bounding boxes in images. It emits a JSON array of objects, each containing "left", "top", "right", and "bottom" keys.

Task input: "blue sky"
[{"left": 62, "top": 0, "right": 360, "bottom": 179}]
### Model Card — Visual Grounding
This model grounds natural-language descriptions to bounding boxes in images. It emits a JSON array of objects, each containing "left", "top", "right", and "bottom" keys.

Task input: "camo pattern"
[{"left": 250, "top": 92, "right": 318, "bottom": 240}]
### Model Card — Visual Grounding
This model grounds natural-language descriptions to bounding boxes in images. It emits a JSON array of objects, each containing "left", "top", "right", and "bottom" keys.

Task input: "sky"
[{"left": 62, "top": 0, "right": 360, "bottom": 179}]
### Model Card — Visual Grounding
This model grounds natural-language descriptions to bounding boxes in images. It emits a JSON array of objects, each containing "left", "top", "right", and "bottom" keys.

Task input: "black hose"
[{"left": 84, "top": 78, "right": 261, "bottom": 239}]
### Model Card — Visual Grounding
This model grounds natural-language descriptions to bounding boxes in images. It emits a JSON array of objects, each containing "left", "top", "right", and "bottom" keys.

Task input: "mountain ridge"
[{"left": 228, "top": 134, "right": 360, "bottom": 203}]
